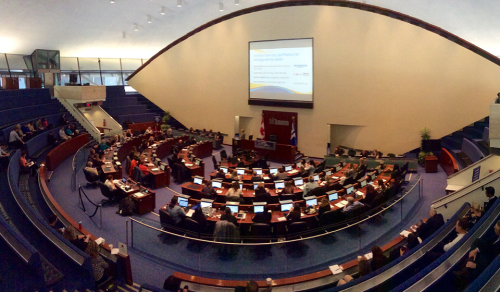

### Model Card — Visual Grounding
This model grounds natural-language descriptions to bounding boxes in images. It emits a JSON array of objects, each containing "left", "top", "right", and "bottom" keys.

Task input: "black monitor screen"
[{"left": 422, "top": 139, "right": 441, "bottom": 152}]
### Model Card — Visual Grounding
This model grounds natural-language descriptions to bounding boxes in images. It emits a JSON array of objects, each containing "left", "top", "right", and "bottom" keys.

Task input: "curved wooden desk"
[{"left": 46, "top": 133, "right": 90, "bottom": 171}]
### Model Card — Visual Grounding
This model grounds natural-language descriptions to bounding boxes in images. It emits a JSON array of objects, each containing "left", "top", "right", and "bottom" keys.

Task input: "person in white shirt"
[
  {"left": 443, "top": 218, "right": 468, "bottom": 252},
  {"left": 59, "top": 126, "right": 70, "bottom": 141},
  {"left": 9, "top": 125, "right": 24, "bottom": 149},
  {"left": 145, "top": 127, "right": 153, "bottom": 135},
  {"left": 303, "top": 175, "right": 319, "bottom": 198}
]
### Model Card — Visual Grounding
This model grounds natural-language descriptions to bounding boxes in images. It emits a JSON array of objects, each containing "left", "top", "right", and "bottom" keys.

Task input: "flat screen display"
[
  {"left": 227, "top": 204, "right": 238, "bottom": 213},
  {"left": 281, "top": 203, "right": 293, "bottom": 212},
  {"left": 237, "top": 168, "right": 245, "bottom": 175},
  {"left": 293, "top": 178, "right": 304, "bottom": 186},
  {"left": 178, "top": 197, "right": 188, "bottom": 207},
  {"left": 221, "top": 166, "right": 228, "bottom": 174},
  {"left": 193, "top": 176, "right": 203, "bottom": 185},
  {"left": 212, "top": 181, "right": 222, "bottom": 189},
  {"left": 270, "top": 168, "right": 278, "bottom": 175},
  {"left": 329, "top": 192, "right": 338, "bottom": 201},
  {"left": 306, "top": 197, "right": 317, "bottom": 206},
  {"left": 201, "top": 200, "right": 212, "bottom": 208},
  {"left": 249, "top": 38, "right": 313, "bottom": 109},
  {"left": 347, "top": 186, "right": 354, "bottom": 195},
  {"left": 313, "top": 174, "right": 319, "bottom": 181},
  {"left": 253, "top": 182, "right": 260, "bottom": 190},
  {"left": 284, "top": 165, "right": 292, "bottom": 172},
  {"left": 254, "top": 168, "right": 263, "bottom": 175},
  {"left": 296, "top": 162, "right": 302, "bottom": 168},
  {"left": 275, "top": 180, "right": 285, "bottom": 189},
  {"left": 360, "top": 180, "right": 367, "bottom": 188},
  {"left": 325, "top": 170, "right": 331, "bottom": 176},
  {"left": 254, "top": 206, "right": 264, "bottom": 213}
]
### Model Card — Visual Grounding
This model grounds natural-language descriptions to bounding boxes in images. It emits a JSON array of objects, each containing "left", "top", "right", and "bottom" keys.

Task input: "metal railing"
[
  {"left": 77, "top": 186, "right": 102, "bottom": 229},
  {"left": 71, "top": 140, "right": 94, "bottom": 191}
]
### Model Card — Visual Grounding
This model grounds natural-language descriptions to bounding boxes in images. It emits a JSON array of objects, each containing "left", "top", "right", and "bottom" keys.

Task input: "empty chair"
[
  {"left": 286, "top": 221, "right": 308, "bottom": 240},
  {"left": 98, "top": 182, "right": 116, "bottom": 205},
  {"left": 159, "top": 208, "right": 179, "bottom": 234},
  {"left": 348, "top": 149, "right": 356, "bottom": 157},
  {"left": 250, "top": 223, "right": 273, "bottom": 243},
  {"left": 184, "top": 218, "right": 201, "bottom": 238},
  {"left": 212, "top": 156, "right": 220, "bottom": 170},
  {"left": 220, "top": 150, "right": 228, "bottom": 160},
  {"left": 309, "top": 186, "right": 326, "bottom": 197},
  {"left": 319, "top": 209, "right": 345, "bottom": 230}
]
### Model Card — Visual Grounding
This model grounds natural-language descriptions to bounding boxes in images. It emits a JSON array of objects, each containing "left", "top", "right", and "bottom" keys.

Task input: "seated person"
[
  {"left": 360, "top": 150, "right": 370, "bottom": 158},
  {"left": 41, "top": 118, "right": 49, "bottom": 129},
  {"left": 279, "top": 181, "right": 295, "bottom": 200},
  {"left": 254, "top": 182, "right": 268, "bottom": 196},
  {"left": 303, "top": 175, "right": 319, "bottom": 198},
  {"left": 220, "top": 207, "right": 237, "bottom": 225},
  {"left": 252, "top": 205, "right": 272, "bottom": 224},
  {"left": 85, "top": 240, "right": 112, "bottom": 286},
  {"left": 201, "top": 180, "right": 216, "bottom": 198},
  {"left": 443, "top": 218, "right": 468, "bottom": 252},
  {"left": 318, "top": 197, "right": 331, "bottom": 216},
  {"left": 60, "top": 113, "right": 69, "bottom": 125},
  {"left": 192, "top": 206, "right": 207, "bottom": 232},
  {"left": 361, "top": 184, "right": 378, "bottom": 207},
  {"left": 214, "top": 169, "right": 225, "bottom": 179},
  {"left": 104, "top": 175, "right": 122, "bottom": 198},
  {"left": 97, "top": 140, "right": 110, "bottom": 152},
  {"left": 59, "top": 126, "right": 70, "bottom": 141},
  {"left": 274, "top": 167, "right": 288, "bottom": 180},
  {"left": 48, "top": 214, "right": 61, "bottom": 232},
  {"left": 9, "top": 125, "right": 25, "bottom": 149},
  {"left": 0, "top": 142, "right": 11, "bottom": 170},
  {"left": 391, "top": 233, "right": 419, "bottom": 261},
  {"left": 62, "top": 225, "right": 90, "bottom": 251},
  {"left": 484, "top": 186, "right": 497, "bottom": 213},
  {"left": 305, "top": 159, "right": 316, "bottom": 175},
  {"left": 250, "top": 171, "right": 262, "bottom": 182},
  {"left": 175, "top": 139, "right": 185, "bottom": 150},
  {"left": 145, "top": 127, "right": 153, "bottom": 134},
  {"left": 334, "top": 146, "right": 345, "bottom": 156},
  {"left": 65, "top": 124, "right": 75, "bottom": 137},
  {"left": 85, "top": 161, "right": 99, "bottom": 178},
  {"left": 372, "top": 149, "right": 382, "bottom": 159},
  {"left": 371, "top": 245, "right": 388, "bottom": 271},
  {"left": 21, "top": 123, "right": 34, "bottom": 139},
  {"left": 20, "top": 152, "right": 38, "bottom": 176},
  {"left": 226, "top": 181, "right": 243, "bottom": 202},
  {"left": 166, "top": 197, "right": 186, "bottom": 226},
  {"left": 47, "top": 131, "right": 59, "bottom": 146},
  {"left": 414, "top": 208, "right": 445, "bottom": 240},
  {"left": 229, "top": 169, "right": 239, "bottom": 181},
  {"left": 286, "top": 203, "right": 302, "bottom": 223},
  {"left": 165, "top": 128, "right": 174, "bottom": 138},
  {"left": 35, "top": 118, "right": 44, "bottom": 131},
  {"left": 92, "top": 153, "right": 105, "bottom": 168},
  {"left": 463, "top": 202, "right": 484, "bottom": 229},
  {"left": 125, "top": 129, "right": 133, "bottom": 138},
  {"left": 343, "top": 197, "right": 363, "bottom": 212}
]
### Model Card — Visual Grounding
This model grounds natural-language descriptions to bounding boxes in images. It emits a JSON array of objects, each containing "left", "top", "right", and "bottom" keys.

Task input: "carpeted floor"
[{"left": 45, "top": 145, "right": 449, "bottom": 287}]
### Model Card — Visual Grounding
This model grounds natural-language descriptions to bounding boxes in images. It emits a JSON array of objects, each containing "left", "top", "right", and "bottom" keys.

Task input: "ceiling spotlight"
[
  {"left": 219, "top": 3, "right": 224, "bottom": 11},
  {"left": 122, "top": 32, "right": 126, "bottom": 38},
  {"left": 110, "top": 0, "right": 115, "bottom": 3},
  {"left": 235, "top": 0, "right": 239, "bottom": 5},
  {"left": 161, "top": 6, "right": 166, "bottom": 15},
  {"left": 147, "top": 15, "right": 152, "bottom": 23},
  {"left": 177, "top": 0, "right": 182, "bottom": 7},
  {"left": 134, "top": 23, "right": 138, "bottom": 31}
]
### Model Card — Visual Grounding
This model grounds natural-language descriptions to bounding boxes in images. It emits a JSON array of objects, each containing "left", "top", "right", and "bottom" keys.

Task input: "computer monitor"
[
  {"left": 280, "top": 200, "right": 293, "bottom": 212},
  {"left": 327, "top": 191, "right": 338, "bottom": 201},
  {"left": 155, "top": 158, "right": 161, "bottom": 165},
  {"left": 253, "top": 202, "right": 266, "bottom": 213},
  {"left": 200, "top": 198, "right": 214, "bottom": 209},
  {"left": 293, "top": 177, "right": 304, "bottom": 186},
  {"left": 239, "top": 182, "right": 243, "bottom": 190},
  {"left": 253, "top": 182, "right": 262, "bottom": 190},
  {"left": 269, "top": 168, "right": 278, "bottom": 175},
  {"left": 195, "top": 159, "right": 201, "bottom": 166},
  {"left": 193, "top": 176, "right": 203, "bottom": 185},
  {"left": 325, "top": 169, "right": 332, "bottom": 176},
  {"left": 220, "top": 166, "right": 228, "bottom": 174},
  {"left": 284, "top": 165, "right": 292, "bottom": 172},
  {"left": 122, "top": 178, "right": 127, "bottom": 184},
  {"left": 371, "top": 172, "right": 377, "bottom": 181},
  {"left": 275, "top": 180, "right": 285, "bottom": 190},
  {"left": 253, "top": 168, "right": 263, "bottom": 175},
  {"left": 305, "top": 196, "right": 318, "bottom": 207},
  {"left": 359, "top": 179, "right": 367, "bottom": 188},
  {"left": 160, "top": 164, "right": 166, "bottom": 171},
  {"left": 344, "top": 184, "right": 354, "bottom": 195},
  {"left": 296, "top": 162, "right": 302, "bottom": 168},
  {"left": 226, "top": 202, "right": 239, "bottom": 213},
  {"left": 212, "top": 180, "right": 222, "bottom": 189},
  {"left": 313, "top": 174, "right": 320, "bottom": 181},
  {"left": 178, "top": 195, "right": 189, "bottom": 207},
  {"left": 236, "top": 168, "right": 245, "bottom": 175},
  {"left": 336, "top": 165, "right": 342, "bottom": 172}
]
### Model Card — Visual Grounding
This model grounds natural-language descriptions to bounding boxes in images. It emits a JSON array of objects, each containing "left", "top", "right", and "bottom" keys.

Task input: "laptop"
[
  {"left": 253, "top": 202, "right": 266, "bottom": 213},
  {"left": 200, "top": 198, "right": 214, "bottom": 209},
  {"left": 305, "top": 196, "right": 317, "bottom": 207},
  {"left": 280, "top": 200, "right": 293, "bottom": 212},
  {"left": 253, "top": 168, "right": 263, "bottom": 175},
  {"left": 325, "top": 169, "right": 332, "bottom": 176},
  {"left": 226, "top": 202, "right": 239, "bottom": 213},
  {"left": 274, "top": 180, "right": 285, "bottom": 190},
  {"left": 220, "top": 166, "right": 228, "bottom": 174},
  {"left": 178, "top": 195, "right": 190, "bottom": 207},
  {"left": 327, "top": 191, "right": 338, "bottom": 201},
  {"left": 344, "top": 184, "right": 354, "bottom": 195},
  {"left": 193, "top": 176, "right": 204, "bottom": 185},
  {"left": 284, "top": 165, "right": 292, "bottom": 172},
  {"left": 212, "top": 180, "right": 222, "bottom": 189},
  {"left": 359, "top": 179, "right": 367, "bottom": 188},
  {"left": 296, "top": 162, "right": 302, "bottom": 168},
  {"left": 269, "top": 168, "right": 278, "bottom": 175},
  {"left": 313, "top": 174, "right": 320, "bottom": 181},
  {"left": 293, "top": 177, "right": 304, "bottom": 186},
  {"left": 236, "top": 168, "right": 245, "bottom": 175}
]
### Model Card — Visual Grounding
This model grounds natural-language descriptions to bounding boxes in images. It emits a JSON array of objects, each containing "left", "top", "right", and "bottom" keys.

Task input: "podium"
[
  {"left": 425, "top": 156, "right": 439, "bottom": 173},
  {"left": 233, "top": 138, "right": 297, "bottom": 163}
]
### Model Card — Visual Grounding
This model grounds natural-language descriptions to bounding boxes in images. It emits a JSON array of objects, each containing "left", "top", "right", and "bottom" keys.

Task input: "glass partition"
[{"left": 130, "top": 177, "right": 422, "bottom": 279}]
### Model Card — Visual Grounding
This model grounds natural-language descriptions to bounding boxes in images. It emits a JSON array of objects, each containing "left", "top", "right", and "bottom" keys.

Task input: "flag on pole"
[
  {"left": 260, "top": 116, "right": 265, "bottom": 138},
  {"left": 290, "top": 121, "right": 297, "bottom": 146}
]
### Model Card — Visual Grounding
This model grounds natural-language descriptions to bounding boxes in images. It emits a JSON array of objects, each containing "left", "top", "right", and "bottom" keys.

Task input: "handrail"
[
  {"left": 71, "top": 140, "right": 94, "bottom": 191},
  {"left": 131, "top": 176, "right": 422, "bottom": 245},
  {"left": 432, "top": 167, "right": 500, "bottom": 208},
  {"left": 98, "top": 106, "right": 122, "bottom": 134},
  {"left": 447, "top": 154, "right": 493, "bottom": 179},
  {"left": 78, "top": 186, "right": 102, "bottom": 228},
  {"left": 53, "top": 91, "right": 101, "bottom": 143}
]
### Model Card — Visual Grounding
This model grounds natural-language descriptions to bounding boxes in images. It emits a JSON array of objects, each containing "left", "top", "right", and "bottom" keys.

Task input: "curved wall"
[{"left": 128, "top": 3, "right": 500, "bottom": 157}]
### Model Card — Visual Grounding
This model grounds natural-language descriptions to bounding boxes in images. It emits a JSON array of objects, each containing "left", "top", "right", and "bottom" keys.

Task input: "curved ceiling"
[{"left": 1, "top": 0, "right": 500, "bottom": 59}]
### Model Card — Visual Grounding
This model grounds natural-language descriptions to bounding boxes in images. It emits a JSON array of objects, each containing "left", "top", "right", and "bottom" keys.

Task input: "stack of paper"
[
  {"left": 186, "top": 209, "right": 195, "bottom": 217},
  {"left": 185, "top": 163, "right": 193, "bottom": 167},
  {"left": 263, "top": 176, "right": 270, "bottom": 180},
  {"left": 277, "top": 217, "right": 286, "bottom": 221},
  {"left": 332, "top": 176, "right": 339, "bottom": 179},
  {"left": 111, "top": 248, "right": 120, "bottom": 255},
  {"left": 216, "top": 190, "right": 223, "bottom": 194},
  {"left": 289, "top": 169, "right": 299, "bottom": 174},
  {"left": 151, "top": 168, "right": 159, "bottom": 172},
  {"left": 95, "top": 237, "right": 105, "bottom": 245},
  {"left": 335, "top": 202, "right": 345, "bottom": 208},
  {"left": 329, "top": 265, "right": 343, "bottom": 275},
  {"left": 364, "top": 252, "right": 373, "bottom": 260},
  {"left": 400, "top": 230, "right": 411, "bottom": 238}
]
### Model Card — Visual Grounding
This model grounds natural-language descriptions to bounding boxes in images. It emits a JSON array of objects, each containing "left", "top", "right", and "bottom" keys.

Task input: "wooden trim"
[
  {"left": 440, "top": 148, "right": 459, "bottom": 176},
  {"left": 39, "top": 166, "right": 134, "bottom": 285},
  {"left": 126, "top": 0, "right": 500, "bottom": 82}
]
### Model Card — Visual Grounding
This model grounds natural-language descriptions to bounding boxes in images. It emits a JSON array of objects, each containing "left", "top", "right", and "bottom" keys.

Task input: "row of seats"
[
  {"left": 0, "top": 88, "right": 53, "bottom": 110},
  {"left": 0, "top": 112, "right": 68, "bottom": 142}
]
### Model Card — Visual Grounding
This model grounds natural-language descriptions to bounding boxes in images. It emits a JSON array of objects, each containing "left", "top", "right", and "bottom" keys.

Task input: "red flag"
[{"left": 260, "top": 116, "right": 265, "bottom": 138}]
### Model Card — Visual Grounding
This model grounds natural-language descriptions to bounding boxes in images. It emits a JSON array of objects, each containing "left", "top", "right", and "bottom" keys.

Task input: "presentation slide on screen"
[{"left": 249, "top": 38, "right": 313, "bottom": 102}]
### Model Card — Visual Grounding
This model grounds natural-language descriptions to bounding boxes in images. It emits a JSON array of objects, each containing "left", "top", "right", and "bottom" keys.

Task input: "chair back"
[
  {"left": 251, "top": 223, "right": 272, "bottom": 237},
  {"left": 126, "top": 156, "right": 131, "bottom": 174},
  {"left": 83, "top": 168, "right": 99, "bottom": 182},
  {"left": 287, "top": 221, "right": 308, "bottom": 239},
  {"left": 159, "top": 208, "right": 176, "bottom": 228},
  {"left": 320, "top": 210, "right": 344, "bottom": 226},
  {"left": 220, "top": 150, "right": 227, "bottom": 160},
  {"left": 184, "top": 218, "right": 200, "bottom": 237},
  {"left": 348, "top": 149, "right": 356, "bottom": 156},
  {"left": 309, "top": 186, "right": 326, "bottom": 197},
  {"left": 212, "top": 155, "right": 218, "bottom": 170},
  {"left": 98, "top": 182, "right": 113, "bottom": 199},
  {"left": 132, "top": 166, "right": 144, "bottom": 182}
]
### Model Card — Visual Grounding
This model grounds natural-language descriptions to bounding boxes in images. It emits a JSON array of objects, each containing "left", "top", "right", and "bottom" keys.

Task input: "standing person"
[{"left": 484, "top": 186, "right": 497, "bottom": 213}]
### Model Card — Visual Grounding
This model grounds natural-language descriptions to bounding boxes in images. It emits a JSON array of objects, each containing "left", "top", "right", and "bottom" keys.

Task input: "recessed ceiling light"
[
  {"left": 110, "top": 0, "right": 115, "bottom": 3},
  {"left": 219, "top": 3, "right": 224, "bottom": 11},
  {"left": 148, "top": 15, "right": 152, "bottom": 23},
  {"left": 177, "top": 0, "right": 182, "bottom": 7},
  {"left": 134, "top": 23, "right": 138, "bottom": 31},
  {"left": 161, "top": 6, "right": 166, "bottom": 15}
]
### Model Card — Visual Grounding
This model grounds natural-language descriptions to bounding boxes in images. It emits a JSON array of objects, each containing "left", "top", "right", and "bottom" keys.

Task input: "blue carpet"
[{"left": 45, "top": 145, "right": 449, "bottom": 287}]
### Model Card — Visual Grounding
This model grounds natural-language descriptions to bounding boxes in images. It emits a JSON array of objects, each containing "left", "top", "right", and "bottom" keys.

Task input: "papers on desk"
[
  {"left": 355, "top": 191, "right": 364, "bottom": 197},
  {"left": 182, "top": 159, "right": 186, "bottom": 163},
  {"left": 27, "top": 161, "right": 35, "bottom": 167},
  {"left": 288, "top": 169, "right": 299, "bottom": 174},
  {"left": 151, "top": 168, "right": 159, "bottom": 172},
  {"left": 185, "top": 163, "right": 193, "bottom": 167},
  {"left": 111, "top": 248, "right": 120, "bottom": 255},
  {"left": 400, "top": 230, "right": 411, "bottom": 238},
  {"left": 133, "top": 192, "right": 147, "bottom": 198},
  {"left": 105, "top": 161, "right": 111, "bottom": 164},
  {"left": 300, "top": 213, "right": 306, "bottom": 217},
  {"left": 95, "top": 237, "right": 105, "bottom": 245},
  {"left": 364, "top": 252, "right": 373, "bottom": 260},
  {"left": 382, "top": 179, "right": 387, "bottom": 182},
  {"left": 277, "top": 217, "right": 287, "bottom": 222},
  {"left": 329, "top": 265, "right": 343, "bottom": 275},
  {"left": 216, "top": 190, "right": 223, "bottom": 194},
  {"left": 186, "top": 209, "right": 195, "bottom": 217},
  {"left": 298, "top": 185, "right": 304, "bottom": 190},
  {"left": 334, "top": 200, "right": 348, "bottom": 208},
  {"left": 320, "top": 181, "right": 326, "bottom": 186},
  {"left": 332, "top": 176, "right": 339, "bottom": 180},
  {"left": 263, "top": 176, "right": 270, "bottom": 180}
]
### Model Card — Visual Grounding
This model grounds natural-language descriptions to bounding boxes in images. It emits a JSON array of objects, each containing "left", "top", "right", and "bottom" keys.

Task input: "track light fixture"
[
  {"left": 219, "top": 3, "right": 224, "bottom": 11},
  {"left": 161, "top": 6, "right": 166, "bottom": 15},
  {"left": 148, "top": 15, "right": 152, "bottom": 23},
  {"left": 177, "top": 0, "right": 182, "bottom": 7},
  {"left": 110, "top": 0, "right": 115, "bottom": 3},
  {"left": 235, "top": 0, "right": 239, "bottom": 5}
]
